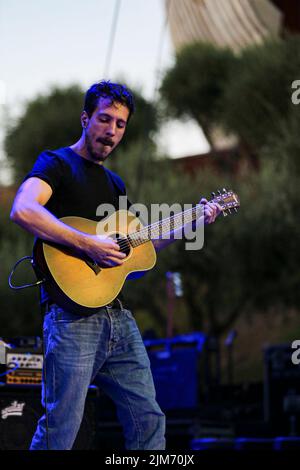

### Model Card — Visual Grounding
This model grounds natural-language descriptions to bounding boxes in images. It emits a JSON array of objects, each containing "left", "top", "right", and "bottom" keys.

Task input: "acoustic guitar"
[{"left": 33, "top": 189, "right": 239, "bottom": 314}]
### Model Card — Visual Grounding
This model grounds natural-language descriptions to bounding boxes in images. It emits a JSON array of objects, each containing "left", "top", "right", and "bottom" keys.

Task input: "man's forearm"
[{"left": 10, "top": 201, "right": 90, "bottom": 253}]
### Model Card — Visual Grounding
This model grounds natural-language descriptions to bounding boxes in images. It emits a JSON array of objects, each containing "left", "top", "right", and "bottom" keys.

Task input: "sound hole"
[{"left": 110, "top": 232, "right": 131, "bottom": 257}]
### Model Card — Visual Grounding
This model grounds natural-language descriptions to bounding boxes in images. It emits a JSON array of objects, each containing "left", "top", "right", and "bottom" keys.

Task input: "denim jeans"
[{"left": 30, "top": 303, "right": 165, "bottom": 450}]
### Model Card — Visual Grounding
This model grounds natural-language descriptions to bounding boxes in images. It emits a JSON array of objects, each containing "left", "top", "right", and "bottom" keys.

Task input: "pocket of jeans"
[
  {"left": 123, "top": 308, "right": 134, "bottom": 320},
  {"left": 49, "top": 305, "right": 83, "bottom": 323}
]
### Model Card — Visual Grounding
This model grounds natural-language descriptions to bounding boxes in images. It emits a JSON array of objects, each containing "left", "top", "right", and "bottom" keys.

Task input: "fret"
[
  {"left": 128, "top": 205, "right": 203, "bottom": 248},
  {"left": 126, "top": 190, "right": 240, "bottom": 249}
]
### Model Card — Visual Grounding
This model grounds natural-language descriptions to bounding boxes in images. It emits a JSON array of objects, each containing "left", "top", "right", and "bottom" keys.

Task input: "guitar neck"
[
  {"left": 126, "top": 190, "right": 239, "bottom": 248},
  {"left": 128, "top": 205, "right": 203, "bottom": 248}
]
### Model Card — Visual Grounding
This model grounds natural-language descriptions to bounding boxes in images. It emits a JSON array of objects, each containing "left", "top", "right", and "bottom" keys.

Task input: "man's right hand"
[{"left": 84, "top": 234, "right": 126, "bottom": 267}]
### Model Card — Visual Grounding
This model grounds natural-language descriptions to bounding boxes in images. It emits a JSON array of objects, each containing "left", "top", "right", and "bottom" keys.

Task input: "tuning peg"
[
  {"left": 211, "top": 191, "right": 216, "bottom": 198},
  {"left": 222, "top": 187, "right": 227, "bottom": 193},
  {"left": 222, "top": 211, "right": 228, "bottom": 217},
  {"left": 217, "top": 190, "right": 221, "bottom": 195},
  {"left": 227, "top": 208, "right": 232, "bottom": 214},
  {"left": 234, "top": 207, "right": 238, "bottom": 213}
]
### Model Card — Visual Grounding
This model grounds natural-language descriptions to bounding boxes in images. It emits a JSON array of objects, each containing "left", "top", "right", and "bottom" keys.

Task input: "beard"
[{"left": 85, "top": 133, "right": 111, "bottom": 163}]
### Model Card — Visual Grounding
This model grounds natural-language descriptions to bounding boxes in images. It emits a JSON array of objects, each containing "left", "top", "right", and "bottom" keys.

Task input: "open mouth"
[{"left": 98, "top": 138, "right": 114, "bottom": 147}]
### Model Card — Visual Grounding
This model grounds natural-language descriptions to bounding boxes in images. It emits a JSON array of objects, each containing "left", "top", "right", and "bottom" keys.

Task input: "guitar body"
[{"left": 33, "top": 210, "right": 157, "bottom": 315}]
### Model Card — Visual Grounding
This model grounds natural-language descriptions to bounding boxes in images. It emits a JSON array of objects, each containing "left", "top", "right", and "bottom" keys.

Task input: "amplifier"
[
  {"left": 5, "top": 349, "right": 43, "bottom": 385},
  {"left": 263, "top": 343, "right": 300, "bottom": 434},
  {"left": 144, "top": 332, "right": 207, "bottom": 410},
  {"left": 0, "top": 384, "right": 98, "bottom": 449}
]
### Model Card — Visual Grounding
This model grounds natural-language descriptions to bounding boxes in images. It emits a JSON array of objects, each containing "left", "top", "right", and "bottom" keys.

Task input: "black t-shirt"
[
  {"left": 24, "top": 147, "right": 128, "bottom": 220},
  {"left": 24, "top": 146, "right": 130, "bottom": 305}
]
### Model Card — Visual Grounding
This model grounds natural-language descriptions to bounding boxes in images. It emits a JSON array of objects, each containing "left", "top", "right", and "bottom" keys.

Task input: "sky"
[{"left": 0, "top": 0, "right": 209, "bottom": 184}]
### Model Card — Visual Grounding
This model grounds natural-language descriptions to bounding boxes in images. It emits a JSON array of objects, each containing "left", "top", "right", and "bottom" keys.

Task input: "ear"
[{"left": 81, "top": 111, "right": 89, "bottom": 129}]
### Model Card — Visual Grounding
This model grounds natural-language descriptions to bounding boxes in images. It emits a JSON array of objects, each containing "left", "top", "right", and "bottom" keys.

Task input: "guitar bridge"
[{"left": 85, "top": 258, "right": 101, "bottom": 275}]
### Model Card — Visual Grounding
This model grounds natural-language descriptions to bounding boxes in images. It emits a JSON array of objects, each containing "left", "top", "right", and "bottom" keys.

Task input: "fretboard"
[{"left": 128, "top": 205, "right": 203, "bottom": 248}]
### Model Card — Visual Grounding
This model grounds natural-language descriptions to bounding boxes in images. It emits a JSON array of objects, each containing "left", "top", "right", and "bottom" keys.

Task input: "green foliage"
[
  {"left": 0, "top": 205, "right": 41, "bottom": 336},
  {"left": 165, "top": 155, "right": 300, "bottom": 336},
  {"left": 222, "top": 36, "right": 300, "bottom": 150},
  {"left": 157, "top": 35, "right": 300, "bottom": 341},
  {"left": 5, "top": 85, "right": 83, "bottom": 183},
  {"left": 265, "top": 104, "right": 300, "bottom": 176},
  {"left": 161, "top": 36, "right": 300, "bottom": 158},
  {"left": 160, "top": 42, "right": 237, "bottom": 140}
]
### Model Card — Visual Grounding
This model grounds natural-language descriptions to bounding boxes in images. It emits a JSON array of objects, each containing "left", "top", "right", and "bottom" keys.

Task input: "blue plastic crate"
[{"left": 144, "top": 332, "right": 206, "bottom": 410}]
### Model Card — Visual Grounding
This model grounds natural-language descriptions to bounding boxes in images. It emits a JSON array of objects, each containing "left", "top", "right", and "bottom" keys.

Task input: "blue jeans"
[{"left": 30, "top": 303, "right": 165, "bottom": 450}]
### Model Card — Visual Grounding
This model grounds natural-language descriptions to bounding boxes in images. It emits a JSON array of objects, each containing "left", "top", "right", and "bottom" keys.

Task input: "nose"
[{"left": 106, "top": 121, "right": 116, "bottom": 137}]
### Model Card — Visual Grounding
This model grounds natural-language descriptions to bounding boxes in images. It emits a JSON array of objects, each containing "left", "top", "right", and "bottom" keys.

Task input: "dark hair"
[{"left": 84, "top": 80, "right": 135, "bottom": 119}]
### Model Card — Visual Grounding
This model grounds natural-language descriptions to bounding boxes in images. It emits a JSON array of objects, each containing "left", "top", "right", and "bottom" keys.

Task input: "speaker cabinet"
[
  {"left": 144, "top": 333, "right": 206, "bottom": 410},
  {"left": 263, "top": 343, "right": 300, "bottom": 435},
  {"left": 0, "top": 383, "right": 98, "bottom": 449}
]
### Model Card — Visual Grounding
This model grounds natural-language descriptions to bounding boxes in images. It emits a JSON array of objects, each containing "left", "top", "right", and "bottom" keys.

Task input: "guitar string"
[
  {"left": 114, "top": 204, "right": 204, "bottom": 251},
  {"left": 115, "top": 203, "right": 234, "bottom": 251},
  {"left": 117, "top": 206, "right": 200, "bottom": 249},
  {"left": 108, "top": 196, "right": 238, "bottom": 252}
]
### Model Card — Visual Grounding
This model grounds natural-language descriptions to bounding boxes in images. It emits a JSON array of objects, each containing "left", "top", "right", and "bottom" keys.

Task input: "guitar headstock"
[{"left": 210, "top": 188, "right": 240, "bottom": 217}]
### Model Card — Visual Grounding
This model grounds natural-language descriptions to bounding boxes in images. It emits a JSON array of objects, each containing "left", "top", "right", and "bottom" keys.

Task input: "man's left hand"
[{"left": 200, "top": 198, "right": 222, "bottom": 224}]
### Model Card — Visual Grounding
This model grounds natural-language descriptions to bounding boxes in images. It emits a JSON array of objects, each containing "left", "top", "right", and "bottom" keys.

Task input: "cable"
[
  {"left": 8, "top": 256, "right": 46, "bottom": 290},
  {"left": 152, "top": 0, "right": 172, "bottom": 101},
  {"left": 8, "top": 256, "right": 49, "bottom": 448},
  {"left": 135, "top": 0, "right": 172, "bottom": 200},
  {"left": 0, "top": 364, "right": 19, "bottom": 377},
  {"left": 103, "top": 0, "right": 122, "bottom": 76},
  {"left": 40, "top": 291, "right": 50, "bottom": 450}
]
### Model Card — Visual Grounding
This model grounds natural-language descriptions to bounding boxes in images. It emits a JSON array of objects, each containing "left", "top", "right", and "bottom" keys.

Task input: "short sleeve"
[
  {"left": 105, "top": 168, "right": 126, "bottom": 196},
  {"left": 23, "top": 151, "right": 65, "bottom": 193}
]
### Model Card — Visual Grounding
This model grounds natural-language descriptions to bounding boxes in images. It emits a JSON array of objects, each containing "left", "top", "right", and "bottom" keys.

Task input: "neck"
[{"left": 70, "top": 136, "right": 104, "bottom": 165}]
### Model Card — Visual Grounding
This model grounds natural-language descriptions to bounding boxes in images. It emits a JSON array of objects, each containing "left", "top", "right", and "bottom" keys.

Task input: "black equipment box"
[{"left": 0, "top": 383, "right": 98, "bottom": 449}]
